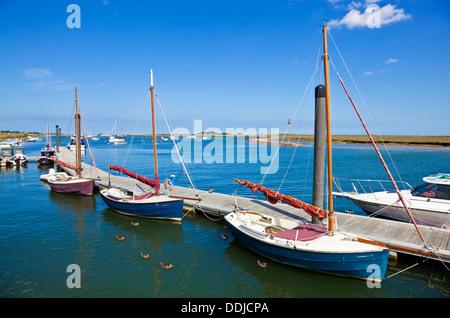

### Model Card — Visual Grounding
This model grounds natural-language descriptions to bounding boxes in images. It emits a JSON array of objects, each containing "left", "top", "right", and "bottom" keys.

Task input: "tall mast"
[
  {"left": 150, "top": 69, "right": 159, "bottom": 195},
  {"left": 323, "top": 24, "right": 334, "bottom": 235},
  {"left": 46, "top": 120, "right": 51, "bottom": 146},
  {"left": 75, "top": 87, "right": 82, "bottom": 178}
]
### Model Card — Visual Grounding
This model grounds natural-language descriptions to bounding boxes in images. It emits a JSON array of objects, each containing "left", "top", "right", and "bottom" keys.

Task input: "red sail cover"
[
  {"left": 55, "top": 160, "right": 78, "bottom": 172},
  {"left": 233, "top": 179, "right": 327, "bottom": 220},
  {"left": 109, "top": 165, "right": 160, "bottom": 191}
]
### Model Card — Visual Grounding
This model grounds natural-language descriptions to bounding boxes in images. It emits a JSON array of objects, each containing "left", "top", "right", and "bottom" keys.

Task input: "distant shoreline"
[
  {"left": 1, "top": 132, "right": 448, "bottom": 148},
  {"left": 248, "top": 135, "right": 449, "bottom": 148},
  {"left": 283, "top": 135, "right": 450, "bottom": 148}
]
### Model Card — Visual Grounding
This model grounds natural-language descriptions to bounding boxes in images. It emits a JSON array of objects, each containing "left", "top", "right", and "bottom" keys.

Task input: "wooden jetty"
[{"left": 53, "top": 147, "right": 450, "bottom": 264}]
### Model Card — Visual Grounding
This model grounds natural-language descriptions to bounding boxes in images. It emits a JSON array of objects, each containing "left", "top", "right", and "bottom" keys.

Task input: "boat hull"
[
  {"left": 225, "top": 213, "right": 389, "bottom": 280},
  {"left": 48, "top": 178, "right": 95, "bottom": 195},
  {"left": 100, "top": 191, "right": 183, "bottom": 221},
  {"left": 341, "top": 194, "right": 450, "bottom": 229},
  {"left": 38, "top": 157, "right": 54, "bottom": 165}
]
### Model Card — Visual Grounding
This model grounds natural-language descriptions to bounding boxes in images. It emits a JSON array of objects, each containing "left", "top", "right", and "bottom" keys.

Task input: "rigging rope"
[
  {"left": 121, "top": 79, "right": 151, "bottom": 168},
  {"left": 328, "top": 56, "right": 428, "bottom": 248},
  {"left": 259, "top": 39, "right": 323, "bottom": 188},
  {"left": 79, "top": 110, "right": 100, "bottom": 178},
  {"left": 327, "top": 30, "right": 405, "bottom": 186},
  {"left": 154, "top": 88, "right": 199, "bottom": 196}
]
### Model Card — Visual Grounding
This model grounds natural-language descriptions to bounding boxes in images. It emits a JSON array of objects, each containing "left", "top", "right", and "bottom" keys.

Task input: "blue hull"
[
  {"left": 100, "top": 192, "right": 183, "bottom": 221},
  {"left": 225, "top": 219, "right": 389, "bottom": 280},
  {"left": 41, "top": 150, "right": 55, "bottom": 156}
]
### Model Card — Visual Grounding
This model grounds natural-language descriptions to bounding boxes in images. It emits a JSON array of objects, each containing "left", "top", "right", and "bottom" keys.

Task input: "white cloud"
[
  {"left": 363, "top": 71, "right": 375, "bottom": 75},
  {"left": 385, "top": 57, "right": 398, "bottom": 64},
  {"left": 328, "top": 3, "right": 411, "bottom": 29},
  {"left": 23, "top": 68, "right": 53, "bottom": 80},
  {"left": 23, "top": 68, "right": 73, "bottom": 92}
]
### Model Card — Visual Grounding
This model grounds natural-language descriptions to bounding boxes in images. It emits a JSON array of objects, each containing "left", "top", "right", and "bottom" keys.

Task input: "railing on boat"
[{"left": 333, "top": 177, "right": 413, "bottom": 196}]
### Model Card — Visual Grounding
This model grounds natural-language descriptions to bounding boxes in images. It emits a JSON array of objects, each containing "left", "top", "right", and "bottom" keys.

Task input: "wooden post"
[
  {"left": 312, "top": 84, "right": 326, "bottom": 226},
  {"left": 75, "top": 87, "right": 82, "bottom": 178}
]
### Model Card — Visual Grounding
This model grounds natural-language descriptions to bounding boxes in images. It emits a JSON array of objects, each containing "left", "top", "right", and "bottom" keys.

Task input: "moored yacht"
[{"left": 334, "top": 173, "right": 450, "bottom": 229}]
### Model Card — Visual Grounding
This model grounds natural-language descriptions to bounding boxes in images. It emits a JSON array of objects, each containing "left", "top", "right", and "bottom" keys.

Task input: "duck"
[
  {"left": 116, "top": 235, "right": 125, "bottom": 241},
  {"left": 141, "top": 252, "right": 149, "bottom": 259},
  {"left": 131, "top": 222, "right": 139, "bottom": 226},
  {"left": 221, "top": 234, "right": 228, "bottom": 240},
  {"left": 257, "top": 260, "right": 267, "bottom": 268},
  {"left": 161, "top": 262, "right": 173, "bottom": 269}
]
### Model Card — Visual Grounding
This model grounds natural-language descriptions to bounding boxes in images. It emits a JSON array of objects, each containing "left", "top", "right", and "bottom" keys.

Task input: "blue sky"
[{"left": 0, "top": 0, "right": 449, "bottom": 136}]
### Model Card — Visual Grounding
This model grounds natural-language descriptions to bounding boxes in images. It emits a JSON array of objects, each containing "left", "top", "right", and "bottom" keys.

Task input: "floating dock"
[{"left": 53, "top": 147, "right": 450, "bottom": 264}]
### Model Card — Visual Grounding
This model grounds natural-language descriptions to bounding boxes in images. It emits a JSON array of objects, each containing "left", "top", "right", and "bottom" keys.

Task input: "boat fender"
[{"left": 164, "top": 179, "right": 173, "bottom": 191}]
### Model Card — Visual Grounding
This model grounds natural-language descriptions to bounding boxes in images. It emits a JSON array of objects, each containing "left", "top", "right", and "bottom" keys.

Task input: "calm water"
[{"left": 0, "top": 136, "right": 449, "bottom": 299}]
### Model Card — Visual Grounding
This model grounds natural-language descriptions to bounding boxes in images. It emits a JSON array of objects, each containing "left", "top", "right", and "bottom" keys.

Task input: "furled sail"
[
  {"left": 109, "top": 165, "right": 160, "bottom": 191},
  {"left": 55, "top": 160, "right": 78, "bottom": 172},
  {"left": 233, "top": 178, "right": 327, "bottom": 220}
]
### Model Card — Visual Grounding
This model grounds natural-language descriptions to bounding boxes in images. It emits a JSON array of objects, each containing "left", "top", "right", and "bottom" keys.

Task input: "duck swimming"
[
  {"left": 161, "top": 263, "right": 173, "bottom": 269},
  {"left": 141, "top": 252, "right": 149, "bottom": 259},
  {"left": 116, "top": 235, "right": 125, "bottom": 241}
]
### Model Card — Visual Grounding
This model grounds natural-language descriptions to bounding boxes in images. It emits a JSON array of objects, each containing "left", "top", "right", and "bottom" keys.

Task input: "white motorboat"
[
  {"left": 334, "top": 173, "right": 450, "bottom": 229},
  {"left": 67, "top": 135, "right": 85, "bottom": 154},
  {"left": 6, "top": 154, "right": 28, "bottom": 166}
]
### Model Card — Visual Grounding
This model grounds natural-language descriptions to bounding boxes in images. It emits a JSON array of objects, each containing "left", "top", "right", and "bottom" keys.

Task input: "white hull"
[{"left": 335, "top": 190, "right": 450, "bottom": 229}]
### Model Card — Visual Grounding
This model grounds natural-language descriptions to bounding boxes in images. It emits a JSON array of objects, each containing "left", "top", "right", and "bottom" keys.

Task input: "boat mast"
[
  {"left": 150, "top": 69, "right": 159, "bottom": 195},
  {"left": 323, "top": 24, "right": 334, "bottom": 235},
  {"left": 75, "top": 87, "right": 82, "bottom": 178},
  {"left": 46, "top": 120, "right": 51, "bottom": 147}
]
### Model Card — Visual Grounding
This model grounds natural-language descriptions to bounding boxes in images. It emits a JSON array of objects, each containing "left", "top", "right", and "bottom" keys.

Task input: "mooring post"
[
  {"left": 56, "top": 125, "right": 59, "bottom": 152},
  {"left": 312, "top": 84, "right": 326, "bottom": 226}
]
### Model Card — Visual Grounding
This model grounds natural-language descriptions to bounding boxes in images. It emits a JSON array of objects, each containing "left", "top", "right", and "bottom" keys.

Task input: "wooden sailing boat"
[
  {"left": 47, "top": 87, "right": 95, "bottom": 195},
  {"left": 224, "top": 25, "right": 390, "bottom": 281},
  {"left": 99, "top": 70, "right": 184, "bottom": 221},
  {"left": 39, "top": 120, "right": 55, "bottom": 164}
]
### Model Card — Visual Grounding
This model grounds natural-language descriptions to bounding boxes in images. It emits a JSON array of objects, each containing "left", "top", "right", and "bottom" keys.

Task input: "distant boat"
[
  {"left": 109, "top": 136, "right": 127, "bottom": 144},
  {"left": 6, "top": 153, "right": 28, "bottom": 166},
  {"left": 26, "top": 136, "right": 41, "bottom": 142},
  {"left": 41, "top": 120, "right": 55, "bottom": 156},
  {"left": 334, "top": 173, "right": 450, "bottom": 229},
  {"left": 48, "top": 87, "right": 95, "bottom": 196},
  {"left": 100, "top": 70, "right": 183, "bottom": 221},
  {"left": 67, "top": 135, "right": 85, "bottom": 154},
  {"left": 38, "top": 156, "right": 54, "bottom": 165}
]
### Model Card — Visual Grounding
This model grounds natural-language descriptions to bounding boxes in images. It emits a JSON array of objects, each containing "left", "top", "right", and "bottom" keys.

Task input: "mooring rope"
[{"left": 383, "top": 258, "right": 429, "bottom": 280}]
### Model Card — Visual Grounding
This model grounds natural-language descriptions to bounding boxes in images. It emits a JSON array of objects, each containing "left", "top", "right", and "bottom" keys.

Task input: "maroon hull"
[{"left": 48, "top": 178, "right": 95, "bottom": 195}]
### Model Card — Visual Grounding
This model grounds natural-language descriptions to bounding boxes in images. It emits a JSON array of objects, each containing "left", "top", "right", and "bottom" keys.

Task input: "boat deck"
[{"left": 54, "top": 147, "right": 450, "bottom": 263}]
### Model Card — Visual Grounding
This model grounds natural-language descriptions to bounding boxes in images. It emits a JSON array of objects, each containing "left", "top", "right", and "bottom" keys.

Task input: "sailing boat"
[
  {"left": 99, "top": 70, "right": 184, "bottom": 221},
  {"left": 47, "top": 87, "right": 95, "bottom": 195},
  {"left": 39, "top": 120, "right": 55, "bottom": 164},
  {"left": 224, "top": 25, "right": 390, "bottom": 281}
]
